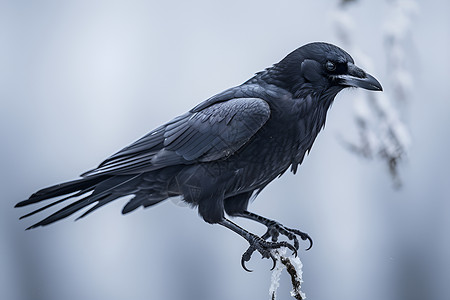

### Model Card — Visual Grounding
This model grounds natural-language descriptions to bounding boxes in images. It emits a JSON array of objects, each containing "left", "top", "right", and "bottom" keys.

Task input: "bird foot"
[
  {"left": 241, "top": 235, "right": 297, "bottom": 272},
  {"left": 262, "top": 221, "right": 313, "bottom": 251}
]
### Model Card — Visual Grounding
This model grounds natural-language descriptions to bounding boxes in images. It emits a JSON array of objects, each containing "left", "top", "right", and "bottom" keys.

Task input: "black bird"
[{"left": 16, "top": 42, "right": 382, "bottom": 270}]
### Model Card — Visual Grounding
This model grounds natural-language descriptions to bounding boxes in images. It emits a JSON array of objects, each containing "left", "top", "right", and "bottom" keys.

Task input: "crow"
[{"left": 16, "top": 42, "right": 382, "bottom": 270}]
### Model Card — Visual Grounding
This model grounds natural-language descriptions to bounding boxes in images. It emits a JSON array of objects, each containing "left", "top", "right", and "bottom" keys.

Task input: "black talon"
[
  {"left": 283, "top": 241, "right": 297, "bottom": 257},
  {"left": 240, "top": 238, "right": 297, "bottom": 271},
  {"left": 293, "top": 249, "right": 298, "bottom": 257},
  {"left": 269, "top": 252, "right": 277, "bottom": 271},
  {"left": 218, "top": 218, "right": 303, "bottom": 272},
  {"left": 234, "top": 211, "right": 313, "bottom": 252},
  {"left": 241, "top": 245, "right": 256, "bottom": 272},
  {"left": 241, "top": 255, "right": 253, "bottom": 272},
  {"left": 293, "top": 231, "right": 313, "bottom": 250},
  {"left": 305, "top": 237, "right": 313, "bottom": 251},
  {"left": 280, "top": 225, "right": 313, "bottom": 251}
]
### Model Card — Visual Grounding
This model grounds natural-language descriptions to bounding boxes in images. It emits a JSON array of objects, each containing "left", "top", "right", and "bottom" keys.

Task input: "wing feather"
[{"left": 82, "top": 97, "right": 270, "bottom": 176}]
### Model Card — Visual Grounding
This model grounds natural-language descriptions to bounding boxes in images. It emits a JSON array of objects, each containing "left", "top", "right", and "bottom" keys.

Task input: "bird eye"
[{"left": 325, "top": 61, "right": 336, "bottom": 72}]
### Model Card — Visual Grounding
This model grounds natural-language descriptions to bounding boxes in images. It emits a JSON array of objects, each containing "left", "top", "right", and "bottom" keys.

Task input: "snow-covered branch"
[{"left": 270, "top": 248, "right": 305, "bottom": 300}]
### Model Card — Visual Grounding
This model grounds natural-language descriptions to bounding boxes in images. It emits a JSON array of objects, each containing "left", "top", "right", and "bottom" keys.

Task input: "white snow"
[
  {"left": 269, "top": 248, "right": 286, "bottom": 300},
  {"left": 269, "top": 248, "right": 305, "bottom": 300}
]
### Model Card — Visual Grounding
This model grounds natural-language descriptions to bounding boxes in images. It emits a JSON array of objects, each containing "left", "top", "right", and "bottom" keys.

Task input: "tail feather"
[
  {"left": 122, "top": 193, "right": 166, "bottom": 214},
  {"left": 19, "top": 188, "right": 93, "bottom": 220},
  {"left": 70, "top": 175, "right": 144, "bottom": 220},
  {"left": 75, "top": 193, "right": 122, "bottom": 220},
  {"left": 17, "top": 170, "right": 177, "bottom": 229},
  {"left": 17, "top": 175, "right": 140, "bottom": 229},
  {"left": 16, "top": 176, "right": 105, "bottom": 207},
  {"left": 25, "top": 195, "right": 97, "bottom": 230}
]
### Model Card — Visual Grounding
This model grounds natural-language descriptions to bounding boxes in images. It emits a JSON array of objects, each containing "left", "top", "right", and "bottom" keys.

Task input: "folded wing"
[{"left": 82, "top": 97, "right": 271, "bottom": 177}]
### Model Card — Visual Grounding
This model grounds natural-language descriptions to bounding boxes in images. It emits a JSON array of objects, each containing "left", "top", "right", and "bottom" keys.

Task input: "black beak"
[{"left": 335, "top": 63, "right": 383, "bottom": 91}]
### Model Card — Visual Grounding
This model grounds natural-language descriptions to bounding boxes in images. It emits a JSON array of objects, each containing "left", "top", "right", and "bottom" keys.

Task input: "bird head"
[{"left": 263, "top": 42, "right": 382, "bottom": 98}]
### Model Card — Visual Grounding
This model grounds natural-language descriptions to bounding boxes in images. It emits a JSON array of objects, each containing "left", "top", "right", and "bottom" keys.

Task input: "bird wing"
[{"left": 82, "top": 97, "right": 270, "bottom": 176}]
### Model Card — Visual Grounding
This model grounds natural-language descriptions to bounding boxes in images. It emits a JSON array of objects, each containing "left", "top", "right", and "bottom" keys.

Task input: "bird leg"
[
  {"left": 219, "top": 218, "right": 297, "bottom": 272},
  {"left": 233, "top": 211, "right": 313, "bottom": 251}
]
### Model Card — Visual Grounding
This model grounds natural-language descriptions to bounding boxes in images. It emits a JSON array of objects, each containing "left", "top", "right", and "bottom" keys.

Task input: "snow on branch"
[{"left": 270, "top": 248, "right": 305, "bottom": 300}]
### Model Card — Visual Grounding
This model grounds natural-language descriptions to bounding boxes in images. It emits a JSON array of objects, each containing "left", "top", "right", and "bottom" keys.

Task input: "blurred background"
[{"left": 1, "top": 1, "right": 449, "bottom": 299}]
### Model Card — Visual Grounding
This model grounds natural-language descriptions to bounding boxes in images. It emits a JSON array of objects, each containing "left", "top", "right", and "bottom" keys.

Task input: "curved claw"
[
  {"left": 292, "top": 236, "right": 300, "bottom": 250},
  {"left": 269, "top": 252, "right": 277, "bottom": 271},
  {"left": 281, "top": 241, "right": 298, "bottom": 257},
  {"left": 239, "top": 234, "right": 299, "bottom": 272},
  {"left": 241, "top": 246, "right": 256, "bottom": 272},
  {"left": 306, "top": 236, "right": 313, "bottom": 251},
  {"left": 264, "top": 222, "right": 313, "bottom": 253},
  {"left": 241, "top": 255, "right": 253, "bottom": 272},
  {"left": 287, "top": 227, "right": 313, "bottom": 251},
  {"left": 303, "top": 235, "right": 313, "bottom": 251}
]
